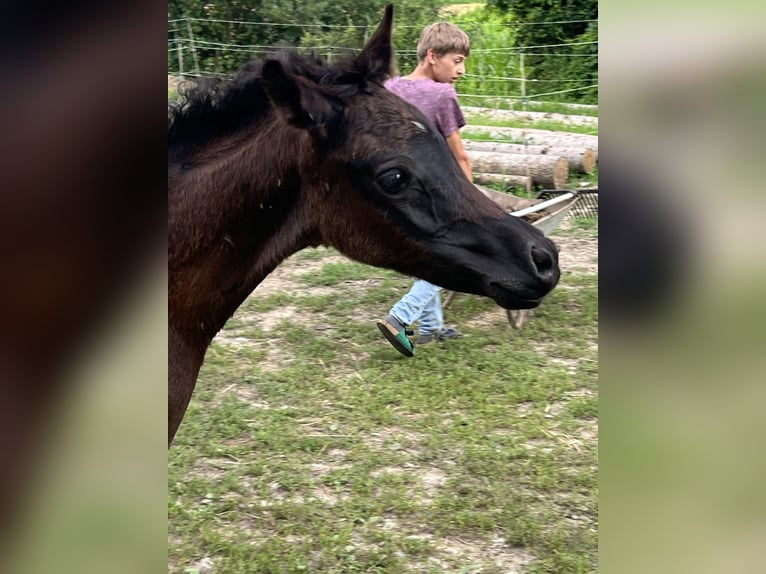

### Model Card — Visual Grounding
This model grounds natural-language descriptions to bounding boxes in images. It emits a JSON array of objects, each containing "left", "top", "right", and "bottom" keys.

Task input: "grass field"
[{"left": 168, "top": 218, "right": 598, "bottom": 574}]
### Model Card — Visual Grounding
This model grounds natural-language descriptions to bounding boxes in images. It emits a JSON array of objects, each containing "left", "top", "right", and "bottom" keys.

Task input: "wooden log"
[
  {"left": 472, "top": 172, "right": 531, "bottom": 190},
  {"left": 462, "top": 106, "right": 599, "bottom": 129},
  {"left": 465, "top": 126, "right": 598, "bottom": 151},
  {"left": 467, "top": 151, "right": 569, "bottom": 189},
  {"left": 465, "top": 141, "right": 597, "bottom": 174},
  {"left": 466, "top": 124, "right": 599, "bottom": 139}
]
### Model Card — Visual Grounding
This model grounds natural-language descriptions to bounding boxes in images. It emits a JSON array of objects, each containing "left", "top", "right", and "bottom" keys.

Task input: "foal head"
[
  {"left": 256, "top": 5, "right": 559, "bottom": 308},
  {"left": 169, "top": 4, "right": 559, "bottom": 312}
]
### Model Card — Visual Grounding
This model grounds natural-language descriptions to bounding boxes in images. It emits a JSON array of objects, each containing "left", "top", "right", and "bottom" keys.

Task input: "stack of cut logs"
[{"left": 465, "top": 126, "right": 598, "bottom": 191}]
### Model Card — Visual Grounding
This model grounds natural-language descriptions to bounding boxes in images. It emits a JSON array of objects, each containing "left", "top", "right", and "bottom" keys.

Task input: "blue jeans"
[{"left": 389, "top": 279, "right": 444, "bottom": 335}]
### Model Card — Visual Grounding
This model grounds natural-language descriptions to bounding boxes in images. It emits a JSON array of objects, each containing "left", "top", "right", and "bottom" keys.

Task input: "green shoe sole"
[{"left": 376, "top": 320, "right": 415, "bottom": 357}]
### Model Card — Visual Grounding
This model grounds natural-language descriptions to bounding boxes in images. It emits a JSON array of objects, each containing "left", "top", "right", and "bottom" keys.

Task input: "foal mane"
[{"left": 168, "top": 50, "right": 371, "bottom": 156}]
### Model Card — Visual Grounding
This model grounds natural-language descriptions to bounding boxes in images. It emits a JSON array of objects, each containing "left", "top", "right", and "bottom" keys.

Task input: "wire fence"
[{"left": 167, "top": 16, "right": 597, "bottom": 108}]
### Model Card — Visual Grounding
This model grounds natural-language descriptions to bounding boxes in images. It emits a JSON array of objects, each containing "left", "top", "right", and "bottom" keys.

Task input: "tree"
[
  {"left": 168, "top": 0, "right": 443, "bottom": 77},
  {"left": 488, "top": 0, "right": 598, "bottom": 103},
  {"left": 450, "top": 7, "right": 519, "bottom": 102}
]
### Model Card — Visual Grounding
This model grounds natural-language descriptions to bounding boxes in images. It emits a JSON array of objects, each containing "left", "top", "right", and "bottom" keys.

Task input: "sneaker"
[
  {"left": 417, "top": 327, "right": 460, "bottom": 345},
  {"left": 376, "top": 315, "right": 415, "bottom": 357}
]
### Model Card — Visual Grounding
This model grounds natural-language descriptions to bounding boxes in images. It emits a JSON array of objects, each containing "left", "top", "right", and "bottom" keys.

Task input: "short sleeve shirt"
[{"left": 384, "top": 77, "right": 466, "bottom": 140}]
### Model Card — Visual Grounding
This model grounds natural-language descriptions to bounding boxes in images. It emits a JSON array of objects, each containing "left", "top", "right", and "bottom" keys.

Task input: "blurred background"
[{"left": 600, "top": 1, "right": 766, "bottom": 573}]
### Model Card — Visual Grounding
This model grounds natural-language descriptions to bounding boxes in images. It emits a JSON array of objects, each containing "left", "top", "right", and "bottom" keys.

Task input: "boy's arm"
[{"left": 445, "top": 131, "right": 473, "bottom": 182}]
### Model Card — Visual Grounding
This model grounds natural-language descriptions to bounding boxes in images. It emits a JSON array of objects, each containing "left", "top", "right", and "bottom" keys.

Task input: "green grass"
[
  {"left": 570, "top": 166, "right": 599, "bottom": 189},
  {"left": 462, "top": 131, "right": 529, "bottom": 145},
  {"left": 168, "top": 222, "right": 598, "bottom": 573},
  {"left": 522, "top": 102, "right": 598, "bottom": 117}
]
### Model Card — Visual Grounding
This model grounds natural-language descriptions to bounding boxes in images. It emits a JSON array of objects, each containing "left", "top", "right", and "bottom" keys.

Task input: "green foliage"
[
  {"left": 168, "top": 0, "right": 443, "bottom": 77},
  {"left": 168, "top": 1, "right": 597, "bottom": 105},
  {"left": 494, "top": 0, "right": 598, "bottom": 104},
  {"left": 450, "top": 8, "right": 519, "bottom": 99}
]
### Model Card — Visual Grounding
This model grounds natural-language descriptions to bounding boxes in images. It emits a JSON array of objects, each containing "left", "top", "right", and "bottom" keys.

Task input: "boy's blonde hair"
[{"left": 416, "top": 22, "right": 471, "bottom": 62}]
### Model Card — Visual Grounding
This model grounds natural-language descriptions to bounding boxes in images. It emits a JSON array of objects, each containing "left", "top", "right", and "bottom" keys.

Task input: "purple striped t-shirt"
[{"left": 384, "top": 77, "right": 466, "bottom": 140}]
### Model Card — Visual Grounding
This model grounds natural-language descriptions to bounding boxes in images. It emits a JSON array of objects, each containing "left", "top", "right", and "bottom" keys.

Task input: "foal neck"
[{"left": 169, "top": 129, "right": 318, "bottom": 343}]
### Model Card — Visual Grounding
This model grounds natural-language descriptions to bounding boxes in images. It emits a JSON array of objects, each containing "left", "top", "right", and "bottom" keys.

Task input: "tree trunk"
[
  {"left": 466, "top": 126, "right": 598, "bottom": 151},
  {"left": 472, "top": 172, "right": 531, "bottom": 190},
  {"left": 463, "top": 106, "right": 599, "bottom": 129},
  {"left": 465, "top": 141, "right": 597, "bottom": 174},
  {"left": 467, "top": 151, "right": 569, "bottom": 189}
]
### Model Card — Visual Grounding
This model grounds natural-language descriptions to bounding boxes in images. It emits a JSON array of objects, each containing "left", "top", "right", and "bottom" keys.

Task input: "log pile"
[
  {"left": 465, "top": 141, "right": 596, "bottom": 175},
  {"left": 472, "top": 173, "right": 531, "bottom": 190},
  {"left": 464, "top": 127, "right": 598, "bottom": 190},
  {"left": 462, "top": 106, "right": 599, "bottom": 130},
  {"left": 466, "top": 126, "right": 599, "bottom": 151},
  {"left": 468, "top": 151, "right": 569, "bottom": 190}
]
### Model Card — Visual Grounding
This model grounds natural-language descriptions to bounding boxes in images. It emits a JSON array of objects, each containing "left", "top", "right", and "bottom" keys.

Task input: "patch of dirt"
[
  {"left": 184, "top": 556, "right": 214, "bottom": 574},
  {"left": 214, "top": 334, "right": 295, "bottom": 373},
  {"left": 463, "top": 308, "right": 506, "bottom": 329},
  {"left": 253, "top": 304, "right": 300, "bottom": 332},
  {"left": 251, "top": 254, "right": 349, "bottom": 298},
  {"left": 551, "top": 220, "right": 598, "bottom": 275},
  {"left": 429, "top": 535, "right": 536, "bottom": 573},
  {"left": 362, "top": 427, "right": 424, "bottom": 455}
]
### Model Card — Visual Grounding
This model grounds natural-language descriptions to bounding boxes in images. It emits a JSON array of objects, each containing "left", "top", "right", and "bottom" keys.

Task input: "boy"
[{"left": 376, "top": 22, "right": 472, "bottom": 357}]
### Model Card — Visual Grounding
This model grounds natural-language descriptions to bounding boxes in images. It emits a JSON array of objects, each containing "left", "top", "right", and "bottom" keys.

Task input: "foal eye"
[{"left": 376, "top": 168, "right": 410, "bottom": 194}]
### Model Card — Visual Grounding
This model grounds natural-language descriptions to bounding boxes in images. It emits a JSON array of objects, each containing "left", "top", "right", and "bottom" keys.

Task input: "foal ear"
[
  {"left": 261, "top": 59, "right": 341, "bottom": 137},
  {"left": 352, "top": 3, "right": 394, "bottom": 83}
]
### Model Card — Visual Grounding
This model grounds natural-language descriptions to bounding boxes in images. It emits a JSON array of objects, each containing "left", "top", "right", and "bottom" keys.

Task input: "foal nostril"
[{"left": 530, "top": 245, "right": 555, "bottom": 276}]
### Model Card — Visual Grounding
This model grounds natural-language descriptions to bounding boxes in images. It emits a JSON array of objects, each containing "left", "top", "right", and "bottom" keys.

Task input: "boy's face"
[{"left": 427, "top": 49, "right": 467, "bottom": 84}]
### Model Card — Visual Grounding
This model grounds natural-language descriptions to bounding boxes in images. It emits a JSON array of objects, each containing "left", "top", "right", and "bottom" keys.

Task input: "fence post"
[
  {"left": 519, "top": 47, "right": 526, "bottom": 112},
  {"left": 186, "top": 19, "right": 200, "bottom": 76},
  {"left": 175, "top": 30, "right": 184, "bottom": 78}
]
